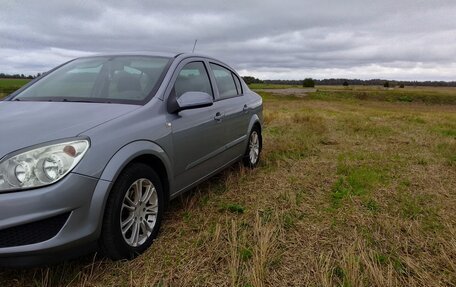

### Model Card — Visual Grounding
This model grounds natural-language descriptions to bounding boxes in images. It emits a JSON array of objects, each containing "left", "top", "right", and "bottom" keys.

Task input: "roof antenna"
[{"left": 192, "top": 39, "right": 198, "bottom": 53}]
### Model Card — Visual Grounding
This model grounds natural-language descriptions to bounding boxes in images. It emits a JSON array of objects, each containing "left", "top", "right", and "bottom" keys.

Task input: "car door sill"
[{"left": 171, "top": 155, "right": 243, "bottom": 200}]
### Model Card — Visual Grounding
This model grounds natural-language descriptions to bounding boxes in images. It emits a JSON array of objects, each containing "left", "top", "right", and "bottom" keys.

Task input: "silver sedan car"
[{"left": 0, "top": 53, "right": 263, "bottom": 266}]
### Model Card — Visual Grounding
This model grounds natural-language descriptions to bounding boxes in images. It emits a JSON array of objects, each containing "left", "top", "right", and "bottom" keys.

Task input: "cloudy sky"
[{"left": 1, "top": 0, "right": 456, "bottom": 80}]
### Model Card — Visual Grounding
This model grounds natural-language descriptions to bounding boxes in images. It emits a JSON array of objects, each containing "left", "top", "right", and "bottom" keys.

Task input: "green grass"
[
  {"left": 221, "top": 203, "right": 246, "bottom": 214},
  {"left": 0, "top": 78, "right": 30, "bottom": 96},
  {"left": 331, "top": 167, "right": 385, "bottom": 208}
]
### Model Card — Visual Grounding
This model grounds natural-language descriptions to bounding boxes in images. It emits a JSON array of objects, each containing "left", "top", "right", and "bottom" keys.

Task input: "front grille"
[{"left": 0, "top": 212, "right": 70, "bottom": 248}]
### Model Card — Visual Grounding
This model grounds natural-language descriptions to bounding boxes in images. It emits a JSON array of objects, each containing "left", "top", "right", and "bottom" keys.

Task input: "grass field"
[
  {"left": 252, "top": 83, "right": 456, "bottom": 105},
  {"left": 0, "top": 78, "right": 30, "bottom": 96},
  {"left": 248, "top": 83, "right": 303, "bottom": 90},
  {"left": 0, "top": 84, "right": 455, "bottom": 286},
  {"left": 314, "top": 85, "right": 456, "bottom": 105}
]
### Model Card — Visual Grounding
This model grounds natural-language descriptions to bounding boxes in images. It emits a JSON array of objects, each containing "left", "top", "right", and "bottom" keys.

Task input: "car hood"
[{"left": 0, "top": 101, "right": 140, "bottom": 159}]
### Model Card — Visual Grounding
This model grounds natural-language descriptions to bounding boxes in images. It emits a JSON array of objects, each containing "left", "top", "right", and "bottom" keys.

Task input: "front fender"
[
  {"left": 87, "top": 140, "right": 173, "bottom": 238},
  {"left": 99, "top": 140, "right": 172, "bottom": 183}
]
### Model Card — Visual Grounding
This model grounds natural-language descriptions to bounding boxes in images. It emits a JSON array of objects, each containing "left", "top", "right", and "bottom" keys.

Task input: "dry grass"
[{"left": 1, "top": 89, "right": 455, "bottom": 286}]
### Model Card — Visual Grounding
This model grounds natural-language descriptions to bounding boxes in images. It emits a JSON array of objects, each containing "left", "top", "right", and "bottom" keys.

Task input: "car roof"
[
  {"left": 81, "top": 51, "right": 216, "bottom": 60},
  {"left": 86, "top": 51, "right": 177, "bottom": 58},
  {"left": 75, "top": 52, "right": 234, "bottom": 73}
]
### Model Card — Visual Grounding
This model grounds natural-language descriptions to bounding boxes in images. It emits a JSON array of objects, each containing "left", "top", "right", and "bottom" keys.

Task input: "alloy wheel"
[
  {"left": 249, "top": 131, "right": 260, "bottom": 165},
  {"left": 120, "top": 178, "right": 158, "bottom": 247}
]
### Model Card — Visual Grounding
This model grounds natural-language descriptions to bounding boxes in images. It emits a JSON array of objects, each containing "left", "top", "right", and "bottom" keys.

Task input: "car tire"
[
  {"left": 100, "top": 163, "right": 164, "bottom": 260},
  {"left": 243, "top": 126, "right": 262, "bottom": 168}
]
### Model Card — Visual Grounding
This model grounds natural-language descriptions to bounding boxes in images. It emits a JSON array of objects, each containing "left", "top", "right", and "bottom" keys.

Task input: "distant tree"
[
  {"left": 383, "top": 81, "right": 390, "bottom": 88},
  {"left": 303, "top": 78, "right": 315, "bottom": 88},
  {"left": 399, "top": 84, "right": 405, "bottom": 88},
  {"left": 343, "top": 80, "right": 349, "bottom": 86},
  {"left": 242, "top": 76, "right": 262, "bottom": 85}
]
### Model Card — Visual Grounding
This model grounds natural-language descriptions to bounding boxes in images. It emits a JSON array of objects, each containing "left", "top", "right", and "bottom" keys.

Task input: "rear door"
[{"left": 208, "top": 62, "right": 250, "bottom": 160}]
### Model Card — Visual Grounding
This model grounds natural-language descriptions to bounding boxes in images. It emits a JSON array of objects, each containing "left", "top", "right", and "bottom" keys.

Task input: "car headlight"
[{"left": 0, "top": 139, "right": 89, "bottom": 192}]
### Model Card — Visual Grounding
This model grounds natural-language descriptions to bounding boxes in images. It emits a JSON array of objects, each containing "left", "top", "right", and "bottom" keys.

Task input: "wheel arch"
[
  {"left": 99, "top": 140, "right": 172, "bottom": 201},
  {"left": 89, "top": 141, "right": 173, "bottom": 237},
  {"left": 247, "top": 114, "right": 262, "bottom": 134},
  {"left": 246, "top": 114, "right": 263, "bottom": 149},
  {"left": 244, "top": 115, "right": 263, "bottom": 165}
]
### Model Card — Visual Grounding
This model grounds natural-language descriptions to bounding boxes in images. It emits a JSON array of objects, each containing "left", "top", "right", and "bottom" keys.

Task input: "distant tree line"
[
  {"left": 242, "top": 76, "right": 456, "bottom": 87},
  {"left": 0, "top": 73, "right": 39, "bottom": 79},
  {"left": 242, "top": 76, "right": 263, "bottom": 85},
  {"left": 312, "top": 78, "right": 456, "bottom": 87},
  {"left": 3, "top": 73, "right": 456, "bottom": 87}
]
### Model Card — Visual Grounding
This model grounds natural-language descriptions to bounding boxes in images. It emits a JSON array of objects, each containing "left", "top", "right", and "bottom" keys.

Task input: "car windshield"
[{"left": 12, "top": 56, "right": 171, "bottom": 104}]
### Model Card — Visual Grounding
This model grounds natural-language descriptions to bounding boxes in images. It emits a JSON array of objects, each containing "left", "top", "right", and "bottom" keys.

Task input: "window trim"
[{"left": 231, "top": 72, "right": 243, "bottom": 95}]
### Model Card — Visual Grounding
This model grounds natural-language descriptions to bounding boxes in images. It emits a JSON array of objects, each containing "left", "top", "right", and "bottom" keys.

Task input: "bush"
[
  {"left": 384, "top": 81, "right": 390, "bottom": 88},
  {"left": 303, "top": 78, "right": 315, "bottom": 88},
  {"left": 343, "top": 81, "right": 349, "bottom": 87}
]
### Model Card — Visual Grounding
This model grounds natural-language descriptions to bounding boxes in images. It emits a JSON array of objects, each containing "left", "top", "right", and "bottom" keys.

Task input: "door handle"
[{"left": 214, "top": 112, "right": 224, "bottom": 122}]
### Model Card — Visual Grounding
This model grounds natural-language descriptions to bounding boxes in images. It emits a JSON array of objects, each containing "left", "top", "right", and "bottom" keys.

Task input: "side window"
[
  {"left": 210, "top": 63, "right": 239, "bottom": 99},
  {"left": 174, "top": 62, "right": 213, "bottom": 98}
]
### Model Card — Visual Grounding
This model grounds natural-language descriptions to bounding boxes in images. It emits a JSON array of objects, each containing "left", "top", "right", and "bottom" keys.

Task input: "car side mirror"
[{"left": 176, "top": 91, "right": 213, "bottom": 112}]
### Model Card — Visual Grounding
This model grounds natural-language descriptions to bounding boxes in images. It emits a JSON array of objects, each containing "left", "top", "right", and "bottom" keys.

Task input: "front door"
[{"left": 167, "top": 61, "right": 227, "bottom": 192}]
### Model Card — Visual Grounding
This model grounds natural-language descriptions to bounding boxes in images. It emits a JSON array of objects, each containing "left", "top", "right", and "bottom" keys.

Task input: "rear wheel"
[
  {"left": 100, "top": 163, "right": 164, "bottom": 260},
  {"left": 243, "top": 126, "right": 262, "bottom": 168}
]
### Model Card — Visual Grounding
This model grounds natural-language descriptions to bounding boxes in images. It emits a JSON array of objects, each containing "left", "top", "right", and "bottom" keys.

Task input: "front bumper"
[{"left": 0, "top": 173, "right": 111, "bottom": 267}]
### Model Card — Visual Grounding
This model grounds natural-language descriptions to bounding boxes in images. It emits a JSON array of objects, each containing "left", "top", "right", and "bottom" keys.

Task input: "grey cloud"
[{"left": 1, "top": 0, "right": 456, "bottom": 80}]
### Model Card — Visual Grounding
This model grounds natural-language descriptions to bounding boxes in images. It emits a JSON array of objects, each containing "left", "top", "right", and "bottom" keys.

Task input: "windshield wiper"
[
  {"left": 62, "top": 98, "right": 93, "bottom": 103},
  {"left": 61, "top": 98, "right": 112, "bottom": 103}
]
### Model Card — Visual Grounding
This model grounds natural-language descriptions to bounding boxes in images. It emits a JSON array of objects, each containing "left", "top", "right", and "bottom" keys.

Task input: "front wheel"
[
  {"left": 243, "top": 126, "right": 262, "bottom": 168},
  {"left": 100, "top": 163, "right": 164, "bottom": 260}
]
